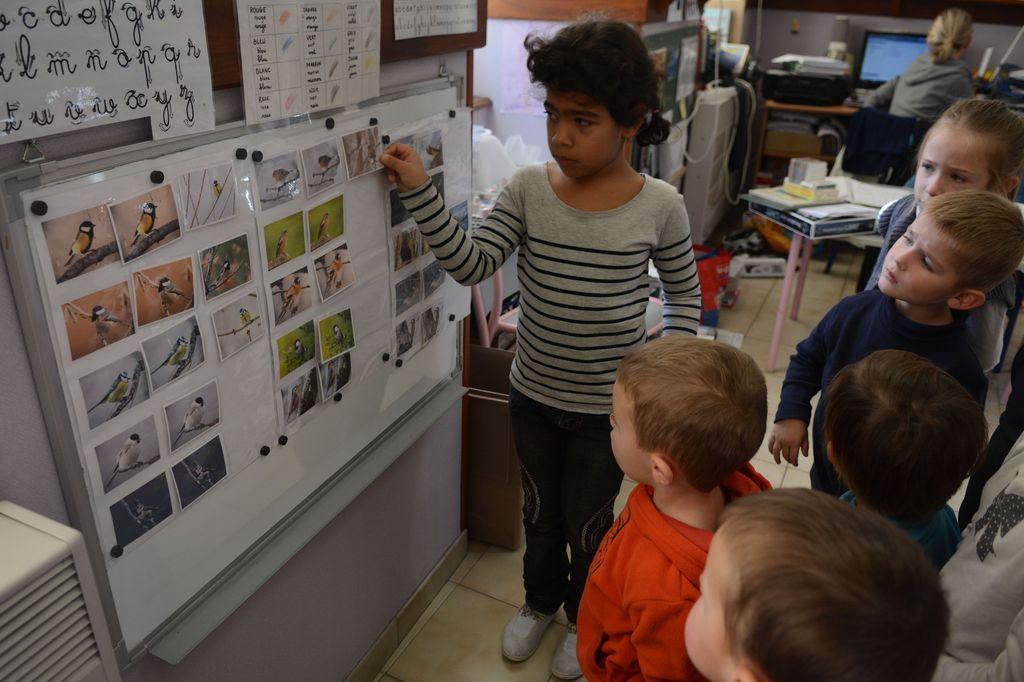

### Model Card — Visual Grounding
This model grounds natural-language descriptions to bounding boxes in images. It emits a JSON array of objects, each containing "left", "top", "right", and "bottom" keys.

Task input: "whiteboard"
[{"left": 11, "top": 88, "right": 471, "bottom": 656}]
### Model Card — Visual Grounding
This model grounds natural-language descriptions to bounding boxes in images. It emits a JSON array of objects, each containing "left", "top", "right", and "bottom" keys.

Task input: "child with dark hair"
[
  {"left": 825, "top": 350, "right": 988, "bottom": 567},
  {"left": 379, "top": 18, "right": 700, "bottom": 679},
  {"left": 685, "top": 489, "right": 949, "bottom": 682}
]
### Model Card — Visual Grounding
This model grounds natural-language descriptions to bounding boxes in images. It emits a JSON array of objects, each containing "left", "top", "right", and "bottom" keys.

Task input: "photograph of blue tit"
[
  {"left": 80, "top": 351, "right": 150, "bottom": 430},
  {"left": 141, "top": 315, "right": 205, "bottom": 391}
]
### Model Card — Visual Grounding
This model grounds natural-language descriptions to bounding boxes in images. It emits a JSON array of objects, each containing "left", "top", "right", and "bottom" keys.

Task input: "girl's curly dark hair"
[{"left": 525, "top": 18, "right": 670, "bottom": 147}]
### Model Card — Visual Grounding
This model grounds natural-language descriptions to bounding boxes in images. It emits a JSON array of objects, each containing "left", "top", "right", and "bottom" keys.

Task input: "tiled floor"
[{"left": 374, "top": 246, "right": 1018, "bottom": 682}]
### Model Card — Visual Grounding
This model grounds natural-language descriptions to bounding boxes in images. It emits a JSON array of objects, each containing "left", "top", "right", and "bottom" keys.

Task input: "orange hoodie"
[{"left": 577, "top": 464, "right": 771, "bottom": 681}]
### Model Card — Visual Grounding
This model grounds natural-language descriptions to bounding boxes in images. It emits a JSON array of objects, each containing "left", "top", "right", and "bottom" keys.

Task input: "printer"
[{"left": 763, "top": 69, "right": 852, "bottom": 106}]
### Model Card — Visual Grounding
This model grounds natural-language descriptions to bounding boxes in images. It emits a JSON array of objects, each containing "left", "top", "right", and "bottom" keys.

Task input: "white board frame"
[{"left": 0, "top": 77, "right": 470, "bottom": 666}]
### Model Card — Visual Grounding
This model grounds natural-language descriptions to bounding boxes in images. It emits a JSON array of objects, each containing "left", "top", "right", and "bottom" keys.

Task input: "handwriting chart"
[
  {"left": 238, "top": 2, "right": 381, "bottom": 125},
  {"left": 393, "top": 0, "right": 477, "bottom": 41},
  {"left": 0, "top": 0, "right": 215, "bottom": 144}
]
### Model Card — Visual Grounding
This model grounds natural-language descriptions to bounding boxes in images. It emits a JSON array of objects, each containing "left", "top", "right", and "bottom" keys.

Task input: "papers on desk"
[
  {"left": 831, "top": 177, "right": 912, "bottom": 208},
  {"left": 797, "top": 203, "right": 877, "bottom": 220}
]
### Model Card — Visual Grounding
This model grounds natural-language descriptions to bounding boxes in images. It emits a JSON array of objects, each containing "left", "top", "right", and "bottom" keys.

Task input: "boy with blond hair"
[
  {"left": 684, "top": 489, "right": 948, "bottom": 682},
  {"left": 577, "top": 337, "right": 770, "bottom": 681},
  {"left": 771, "top": 189, "right": 1024, "bottom": 497},
  {"left": 825, "top": 350, "right": 988, "bottom": 567}
]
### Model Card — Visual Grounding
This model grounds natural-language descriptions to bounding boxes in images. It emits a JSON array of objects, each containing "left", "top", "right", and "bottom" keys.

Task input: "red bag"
[{"left": 694, "top": 246, "right": 731, "bottom": 325}]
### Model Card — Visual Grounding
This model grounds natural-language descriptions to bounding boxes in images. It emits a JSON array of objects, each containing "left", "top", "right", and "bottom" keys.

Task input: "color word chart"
[{"left": 239, "top": 1, "right": 381, "bottom": 124}]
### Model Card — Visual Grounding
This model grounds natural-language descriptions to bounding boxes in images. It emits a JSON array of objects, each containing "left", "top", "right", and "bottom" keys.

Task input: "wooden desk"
[{"left": 755, "top": 100, "right": 858, "bottom": 178}]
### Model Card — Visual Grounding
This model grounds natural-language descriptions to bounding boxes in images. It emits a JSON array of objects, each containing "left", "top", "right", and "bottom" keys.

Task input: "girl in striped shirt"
[{"left": 379, "top": 18, "right": 701, "bottom": 679}]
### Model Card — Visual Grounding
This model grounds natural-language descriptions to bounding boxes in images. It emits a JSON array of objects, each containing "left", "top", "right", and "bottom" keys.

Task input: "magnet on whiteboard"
[
  {"left": 30, "top": 200, "right": 47, "bottom": 216},
  {"left": 150, "top": 170, "right": 164, "bottom": 184},
  {"left": 110, "top": 545, "right": 124, "bottom": 558},
  {"left": 326, "top": 117, "right": 335, "bottom": 130},
  {"left": 235, "top": 148, "right": 248, "bottom": 160},
  {"left": 260, "top": 445, "right": 270, "bottom": 456},
  {"left": 449, "top": 110, "right": 456, "bottom": 118},
  {"left": 449, "top": 314, "right": 456, "bottom": 322},
  {"left": 334, "top": 392, "right": 343, "bottom": 402},
  {"left": 278, "top": 435, "right": 288, "bottom": 446},
  {"left": 395, "top": 359, "right": 404, "bottom": 368},
  {"left": 382, "top": 135, "right": 390, "bottom": 145},
  {"left": 252, "top": 150, "right": 264, "bottom": 163},
  {"left": 382, "top": 352, "right": 390, "bottom": 362},
  {"left": 370, "top": 117, "right": 378, "bottom": 126}
]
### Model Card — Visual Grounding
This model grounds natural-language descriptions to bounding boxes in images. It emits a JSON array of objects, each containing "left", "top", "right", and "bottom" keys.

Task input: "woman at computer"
[{"left": 867, "top": 8, "right": 973, "bottom": 121}]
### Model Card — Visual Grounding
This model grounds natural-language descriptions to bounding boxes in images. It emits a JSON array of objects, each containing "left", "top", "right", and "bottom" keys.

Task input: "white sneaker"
[
  {"left": 501, "top": 605, "right": 555, "bottom": 662},
  {"left": 550, "top": 622, "right": 582, "bottom": 680}
]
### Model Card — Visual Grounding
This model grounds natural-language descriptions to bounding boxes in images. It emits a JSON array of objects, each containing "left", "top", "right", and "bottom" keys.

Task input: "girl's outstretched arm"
[
  {"left": 651, "top": 197, "right": 701, "bottom": 335},
  {"left": 382, "top": 144, "right": 525, "bottom": 286}
]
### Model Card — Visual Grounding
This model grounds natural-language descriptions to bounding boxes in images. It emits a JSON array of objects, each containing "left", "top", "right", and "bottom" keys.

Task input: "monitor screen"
[{"left": 859, "top": 32, "right": 929, "bottom": 86}]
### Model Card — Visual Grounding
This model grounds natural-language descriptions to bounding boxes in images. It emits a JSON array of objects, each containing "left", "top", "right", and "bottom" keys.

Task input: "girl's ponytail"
[
  {"left": 927, "top": 8, "right": 972, "bottom": 63},
  {"left": 635, "top": 109, "right": 671, "bottom": 147}
]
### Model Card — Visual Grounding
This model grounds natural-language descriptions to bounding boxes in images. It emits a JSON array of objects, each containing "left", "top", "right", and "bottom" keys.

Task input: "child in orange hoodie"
[{"left": 577, "top": 337, "right": 772, "bottom": 681}]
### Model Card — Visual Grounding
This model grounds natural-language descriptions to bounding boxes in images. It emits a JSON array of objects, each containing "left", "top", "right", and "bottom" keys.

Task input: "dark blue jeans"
[{"left": 508, "top": 387, "right": 624, "bottom": 624}]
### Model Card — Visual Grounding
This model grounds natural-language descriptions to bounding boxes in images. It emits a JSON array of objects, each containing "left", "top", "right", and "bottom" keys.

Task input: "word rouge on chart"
[{"left": 0, "top": 0, "right": 214, "bottom": 144}]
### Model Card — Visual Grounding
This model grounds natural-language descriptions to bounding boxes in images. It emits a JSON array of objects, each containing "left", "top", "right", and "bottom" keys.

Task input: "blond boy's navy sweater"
[{"left": 776, "top": 288, "right": 987, "bottom": 494}]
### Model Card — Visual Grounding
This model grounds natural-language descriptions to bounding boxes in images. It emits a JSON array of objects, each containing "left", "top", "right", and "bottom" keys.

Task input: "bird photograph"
[
  {"left": 166, "top": 381, "right": 220, "bottom": 451},
  {"left": 394, "top": 270, "right": 424, "bottom": 316},
  {"left": 422, "top": 260, "right": 446, "bottom": 298},
  {"left": 421, "top": 304, "right": 442, "bottom": 345},
  {"left": 393, "top": 228, "right": 418, "bottom": 272},
  {"left": 319, "top": 351, "right": 352, "bottom": 399},
  {"left": 313, "top": 243, "right": 355, "bottom": 301},
  {"left": 316, "top": 308, "right": 355, "bottom": 362},
  {"left": 176, "top": 163, "right": 237, "bottom": 230},
  {"left": 212, "top": 291, "right": 265, "bottom": 360},
  {"left": 109, "top": 185, "right": 182, "bottom": 263},
  {"left": 142, "top": 316, "right": 205, "bottom": 390},
  {"left": 414, "top": 129, "right": 444, "bottom": 170},
  {"left": 341, "top": 126, "right": 384, "bottom": 181},
  {"left": 275, "top": 320, "right": 315, "bottom": 379},
  {"left": 96, "top": 416, "right": 160, "bottom": 493},
  {"left": 307, "top": 194, "right": 345, "bottom": 250},
  {"left": 280, "top": 366, "right": 319, "bottom": 425},
  {"left": 396, "top": 317, "right": 416, "bottom": 357},
  {"left": 62, "top": 282, "right": 134, "bottom": 360},
  {"left": 171, "top": 434, "right": 227, "bottom": 509},
  {"left": 270, "top": 266, "right": 312, "bottom": 327},
  {"left": 132, "top": 257, "right": 195, "bottom": 326},
  {"left": 301, "top": 139, "right": 342, "bottom": 196},
  {"left": 199, "top": 233, "right": 252, "bottom": 301},
  {"left": 42, "top": 205, "right": 121, "bottom": 283},
  {"left": 255, "top": 151, "right": 303, "bottom": 210},
  {"left": 263, "top": 211, "right": 306, "bottom": 270},
  {"left": 80, "top": 352, "right": 149, "bottom": 429},
  {"left": 110, "top": 472, "right": 172, "bottom": 546}
]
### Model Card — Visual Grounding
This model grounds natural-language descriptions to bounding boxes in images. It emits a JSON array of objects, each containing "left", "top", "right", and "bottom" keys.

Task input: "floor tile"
[
  {"left": 452, "top": 541, "right": 488, "bottom": 583},
  {"left": 750, "top": 459, "right": 787, "bottom": 488},
  {"left": 741, "top": 336, "right": 797, "bottom": 374},
  {"left": 780, "top": 465, "right": 812, "bottom": 489},
  {"left": 745, "top": 295, "right": 836, "bottom": 349},
  {"left": 718, "top": 284, "right": 771, "bottom": 335},
  {"left": 388, "top": 585, "right": 563, "bottom": 682},
  {"left": 383, "top": 582, "right": 458, "bottom": 673},
  {"left": 461, "top": 544, "right": 526, "bottom": 608},
  {"left": 376, "top": 675, "right": 402, "bottom": 682}
]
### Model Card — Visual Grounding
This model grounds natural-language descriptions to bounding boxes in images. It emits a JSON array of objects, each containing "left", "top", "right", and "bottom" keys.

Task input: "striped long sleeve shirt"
[{"left": 399, "top": 164, "right": 701, "bottom": 414}]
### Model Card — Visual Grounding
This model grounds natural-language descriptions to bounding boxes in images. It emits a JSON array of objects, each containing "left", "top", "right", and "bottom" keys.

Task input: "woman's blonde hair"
[{"left": 927, "top": 7, "right": 972, "bottom": 62}]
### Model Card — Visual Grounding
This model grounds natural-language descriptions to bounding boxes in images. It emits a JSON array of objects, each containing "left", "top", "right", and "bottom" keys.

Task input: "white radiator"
[
  {"left": 0, "top": 502, "right": 121, "bottom": 682},
  {"left": 682, "top": 86, "right": 738, "bottom": 245}
]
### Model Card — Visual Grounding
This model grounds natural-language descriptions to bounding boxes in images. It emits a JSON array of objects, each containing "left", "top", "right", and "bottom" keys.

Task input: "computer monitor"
[{"left": 858, "top": 31, "right": 929, "bottom": 88}]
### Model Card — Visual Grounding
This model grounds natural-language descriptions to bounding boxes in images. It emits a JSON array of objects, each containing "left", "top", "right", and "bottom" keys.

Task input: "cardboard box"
[
  {"left": 764, "top": 131, "right": 821, "bottom": 157},
  {"left": 467, "top": 344, "right": 523, "bottom": 550}
]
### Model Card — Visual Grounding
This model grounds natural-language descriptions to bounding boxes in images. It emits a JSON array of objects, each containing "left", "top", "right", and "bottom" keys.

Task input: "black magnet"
[
  {"left": 278, "top": 435, "right": 288, "bottom": 446},
  {"left": 260, "top": 445, "right": 271, "bottom": 456},
  {"left": 110, "top": 545, "right": 124, "bottom": 558},
  {"left": 382, "top": 352, "right": 390, "bottom": 362},
  {"left": 334, "top": 392, "right": 343, "bottom": 402},
  {"left": 326, "top": 117, "right": 335, "bottom": 129},
  {"left": 382, "top": 135, "right": 390, "bottom": 145},
  {"left": 395, "top": 359, "right": 404, "bottom": 368},
  {"left": 235, "top": 148, "right": 248, "bottom": 160},
  {"left": 30, "top": 200, "right": 47, "bottom": 216},
  {"left": 252, "top": 150, "right": 264, "bottom": 163}
]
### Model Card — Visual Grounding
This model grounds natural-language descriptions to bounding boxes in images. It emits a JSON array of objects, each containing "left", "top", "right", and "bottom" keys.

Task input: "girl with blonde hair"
[{"left": 867, "top": 8, "right": 974, "bottom": 121}]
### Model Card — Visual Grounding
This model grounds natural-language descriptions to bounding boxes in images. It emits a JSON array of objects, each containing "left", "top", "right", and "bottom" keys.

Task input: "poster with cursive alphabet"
[
  {"left": 0, "top": 0, "right": 214, "bottom": 145},
  {"left": 236, "top": 1, "right": 380, "bottom": 125}
]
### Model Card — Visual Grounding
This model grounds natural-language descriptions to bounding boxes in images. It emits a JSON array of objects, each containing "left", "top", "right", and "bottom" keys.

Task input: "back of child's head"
[
  {"left": 825, "top": 349, "right": 986, "bottom": 521},
  {"left": 615, "top": 337, "right": 766, "bottom": 491},
  {"left": 922, "top": 98, "right": 1024, "bottom": 196},
  {"left": 717, "top": 489, "right": 948, "bottom": 682},
  {"left": 524, "top": 18, "right": 670, "bottom": 146},
  {"left": 920, "top": 188, "right": 1024, "bottom": 291},
  {"left": 927, "top": 7, "right": 972, "bottom": 62}
]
